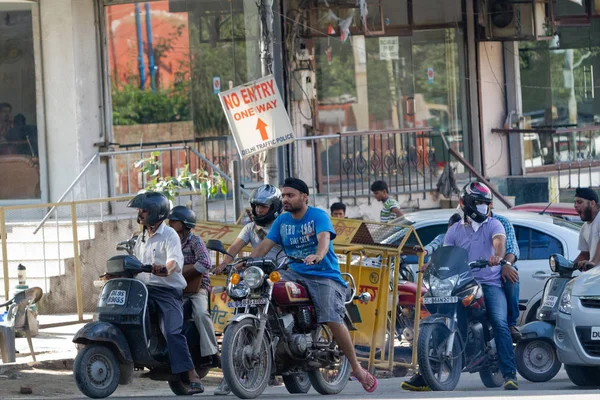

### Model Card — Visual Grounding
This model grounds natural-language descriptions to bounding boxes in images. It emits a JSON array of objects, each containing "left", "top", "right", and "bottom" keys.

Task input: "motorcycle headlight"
[
  {"left": 428, "top": 275, "right": 458, "bottom": 297},
  {"left": 227, "top": 280, "right": 250, "bottom": 300},
  {"left": 559, "top": 280, "right": 575, "bottom": 315},
  {"left": 244, "top": 266, "right": 265, "bottom": 289}
]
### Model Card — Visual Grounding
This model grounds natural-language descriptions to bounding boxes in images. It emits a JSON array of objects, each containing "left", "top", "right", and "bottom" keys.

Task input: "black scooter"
[
  {"left": 72, "top": 252, "right": 210, "bottom": 398},
  {"left": 516, "top": 254, "right": 576, "bottom": 382}
]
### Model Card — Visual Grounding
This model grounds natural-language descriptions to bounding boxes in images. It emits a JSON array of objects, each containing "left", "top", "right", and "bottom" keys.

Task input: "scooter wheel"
[
  {"left": 74, "top": 344, "right": 120, "bottom": 399},
  {"left": 515, "top": 340, "right": 561, "bottom": 383}
]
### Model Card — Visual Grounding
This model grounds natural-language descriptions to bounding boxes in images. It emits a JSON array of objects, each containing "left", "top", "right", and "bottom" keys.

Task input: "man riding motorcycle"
[
  {"left": 127, "top": 191, "right": 203, "bottom": 394},
  {"left": 402, "top": 182, "right": 518, "bottom": 391},
  {"left": 573, "top": 187, "right": 600, "bottom": 271},
  {"left": 250, "top": 177, "right": 378, "bottom": 393}
]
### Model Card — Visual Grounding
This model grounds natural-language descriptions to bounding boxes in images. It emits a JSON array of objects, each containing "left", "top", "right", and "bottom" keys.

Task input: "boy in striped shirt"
[{"left": 371, "top": 180, "right": 403, "bottom": 223}]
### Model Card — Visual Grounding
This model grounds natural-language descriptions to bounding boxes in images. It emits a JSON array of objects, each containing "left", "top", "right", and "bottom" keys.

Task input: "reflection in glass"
[{"left": 0, "top": 4, "right": 40, "bottom": 200}]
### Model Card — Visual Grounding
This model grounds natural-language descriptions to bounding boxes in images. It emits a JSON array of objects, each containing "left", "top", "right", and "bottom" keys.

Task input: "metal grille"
[{"left": 576, "top": 327, "right": 600, "bottom": 357}]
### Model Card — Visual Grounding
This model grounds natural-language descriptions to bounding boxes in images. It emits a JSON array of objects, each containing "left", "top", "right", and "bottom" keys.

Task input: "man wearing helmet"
[
  {"left": 214, "top": 184, "right": 284, "bottom": 395},
  {"left": 402, "top": 182, "right": 518, "bottom": 392},
  {"left": 216, "top": 184, "right": 284, "bottom": 273},
  {"left": 127, "top": 191, "right": 204, "bottom": 394},
  {"left": 168, "top": 206, "right": 220, "bottom": 374}
]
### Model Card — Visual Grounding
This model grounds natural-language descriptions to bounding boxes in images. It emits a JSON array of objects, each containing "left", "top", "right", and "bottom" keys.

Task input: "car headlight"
[
  {"left": 428, "top": 274, "right": 458, "bottom": 297},
  {"left": 244, "top": 266, "right": 265, "bottom": 289},
  {"left": 559, "top": 280, "right": 575, "bottom": 314}
]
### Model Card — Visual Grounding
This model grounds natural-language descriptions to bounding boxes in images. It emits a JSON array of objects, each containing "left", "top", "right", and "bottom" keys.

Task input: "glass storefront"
[
  {"left": 0, "top": 1, "right": 41, "bottom": 200},
  {"left": 104, "top": 0, "right": 262, "bottom": 192},
  {"left": 520, "top": 1, "right": 600, "bottom": 169}
]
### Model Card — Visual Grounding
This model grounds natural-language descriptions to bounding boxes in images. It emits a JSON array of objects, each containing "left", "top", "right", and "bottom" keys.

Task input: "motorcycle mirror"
[
  {"left": 206, "top": 239, "right": 231, "bottom": 257},
  {"left": 356, "top": 292, "right": 371, "bottom": 304}
]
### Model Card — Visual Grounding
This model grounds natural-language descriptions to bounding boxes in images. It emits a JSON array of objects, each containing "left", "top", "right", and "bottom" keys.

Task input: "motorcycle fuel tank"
[{"left": 272, "top": 280, "right": 312, "bottom": 306}]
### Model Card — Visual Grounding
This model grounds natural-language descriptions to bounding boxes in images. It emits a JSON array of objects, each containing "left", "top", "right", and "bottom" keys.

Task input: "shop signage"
[
  {"left": 219, "top": 75, "right": 295, "bottom": 158},
  {"left": 379, "top": 37, "right": 399, "bottom": 60}
]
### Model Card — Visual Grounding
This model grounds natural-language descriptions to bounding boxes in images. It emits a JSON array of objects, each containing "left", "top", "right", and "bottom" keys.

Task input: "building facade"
[{"left": 1, "top": 0, "right": 599, "bottom": 207}]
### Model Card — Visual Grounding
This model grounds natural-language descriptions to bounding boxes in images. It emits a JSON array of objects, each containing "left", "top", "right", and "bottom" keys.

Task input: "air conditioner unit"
[{"left": 478, "top": 0, "right": 555, "bottom": 41}]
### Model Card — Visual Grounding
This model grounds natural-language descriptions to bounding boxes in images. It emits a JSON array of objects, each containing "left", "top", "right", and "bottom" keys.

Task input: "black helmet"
[
  {"left": 127, "top": 191, "right": 170, "bottom": 226},
  {"left": 168, "top": 205, "right": 196, "bottom": 229},
  {"left": 459, "top": 182, "right": 493, "bottom": 223},
  {"left": 249, "top": 184, "right": 282, "bottom": 226}
]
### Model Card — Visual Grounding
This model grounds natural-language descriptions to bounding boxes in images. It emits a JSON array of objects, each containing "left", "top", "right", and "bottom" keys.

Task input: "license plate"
[
  {"left": 423, "top": 296, "right": 459, "bottom": 304},
  {"left": 592, "top": 327, "right": 600, "bottom": 341},
  {"left": 543, "top": 295, "right": 558, "bottom": 308},
  {"left": 106, "top": 290, "right": 127, "bottom": 306},
  {"left": 227, "top": 298, "right": 269, "bottom": 308}
]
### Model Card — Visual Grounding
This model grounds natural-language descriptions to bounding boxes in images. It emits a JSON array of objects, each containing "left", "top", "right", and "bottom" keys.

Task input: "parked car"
[
  {"left": 554, "top": 266, "right": 600, "bottom": 387},
  {"left": 511, "top": 203, "right": 582, "bottom": 224},
  {"left": 391, "top": 209, "right": 581, "bottom": 325}
]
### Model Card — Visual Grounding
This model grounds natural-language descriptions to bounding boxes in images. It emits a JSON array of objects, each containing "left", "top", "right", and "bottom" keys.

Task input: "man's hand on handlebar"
[
  {"left": 488, "top": 256, "right": 503, "bottom": 266},
  {"left": 579, "top": 260, "right": 596, "bottom": 272},
  {"left": 304, "top": 254, "right": 322, "bottom": 265},
  {"left": 151, "top": 263, "right": 169, "bottom": 277}
]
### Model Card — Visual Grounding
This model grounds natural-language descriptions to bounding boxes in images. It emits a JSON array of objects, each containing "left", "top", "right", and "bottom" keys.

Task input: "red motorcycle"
[{"left": 206, "top": 240, "right": 371, "bottom": 399}]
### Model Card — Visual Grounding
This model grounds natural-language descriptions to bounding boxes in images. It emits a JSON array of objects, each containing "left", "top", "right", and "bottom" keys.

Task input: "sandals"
[
  {"left": 353, "top": 369, "right": 378, "bottom": 393},
  {"left": 188, "top": 381, "right": 204, "bottom": 395}
]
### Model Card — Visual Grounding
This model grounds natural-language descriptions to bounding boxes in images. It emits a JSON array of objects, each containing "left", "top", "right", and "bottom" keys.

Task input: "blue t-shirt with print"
[{"left": 267, "top": 206, "right": 346, "bottom": 286}]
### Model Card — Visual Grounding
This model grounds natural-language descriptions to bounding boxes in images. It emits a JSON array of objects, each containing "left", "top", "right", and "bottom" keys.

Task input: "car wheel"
[{"left": 565, "top": 365, "right": 600, "bottom": 387}]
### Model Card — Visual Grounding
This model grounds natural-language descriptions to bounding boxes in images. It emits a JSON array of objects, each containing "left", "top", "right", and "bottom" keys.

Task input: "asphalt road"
[{"left": 17, "top": 369, "right": 595, "bottom": 400}]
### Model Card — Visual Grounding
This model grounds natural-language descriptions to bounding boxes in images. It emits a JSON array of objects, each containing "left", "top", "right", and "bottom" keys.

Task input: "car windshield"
[{"left": 552, "top": 217, "right": 581, "bottom": 232}]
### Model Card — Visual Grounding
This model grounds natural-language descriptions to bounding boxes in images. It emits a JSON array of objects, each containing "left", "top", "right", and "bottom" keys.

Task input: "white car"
[
  {"left": 391, "top": 209, "right": 581, "bottom": 325},
  {"left": 554, "top": 266, "right": 600, "bottom": 386}
]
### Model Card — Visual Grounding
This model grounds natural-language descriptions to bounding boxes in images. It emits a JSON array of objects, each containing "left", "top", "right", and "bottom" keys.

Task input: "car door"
[{"left": 514, "top": 225, "right": 564, "bottom": 304}]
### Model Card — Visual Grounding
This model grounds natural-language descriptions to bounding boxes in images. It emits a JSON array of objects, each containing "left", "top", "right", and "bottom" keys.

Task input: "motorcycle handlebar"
[{"left": 469, "top": 259, "right": 507, "bottom": 269}]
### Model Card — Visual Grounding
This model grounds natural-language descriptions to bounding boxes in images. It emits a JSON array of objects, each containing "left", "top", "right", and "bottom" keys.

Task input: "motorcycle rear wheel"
[
  {"left": 308, "top": 325, "right": 351, "bottom": 395},
  {"left": 221, "top": 319, "right": 272, "bottom": 399},
  {"left": 479, "top": 367, "right": 503, "bottom": 388},
  {"left": 417, "top": 323, "right": 462, "bottom": 391}
]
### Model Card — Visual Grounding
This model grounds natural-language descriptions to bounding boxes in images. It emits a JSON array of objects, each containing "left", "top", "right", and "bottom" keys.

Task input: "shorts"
[{"left": 280, "top": 269, "right": 346, "bottom": 324}]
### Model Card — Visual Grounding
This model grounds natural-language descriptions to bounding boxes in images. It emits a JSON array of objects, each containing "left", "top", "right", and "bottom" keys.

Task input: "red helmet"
[{"left": 459, "top": 182, "right": 493, "bottom": 223}]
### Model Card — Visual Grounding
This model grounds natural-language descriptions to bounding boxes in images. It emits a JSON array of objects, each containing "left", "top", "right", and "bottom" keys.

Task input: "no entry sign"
[{"left": 218, "top": 75, "right": 295, "bottom": 158}]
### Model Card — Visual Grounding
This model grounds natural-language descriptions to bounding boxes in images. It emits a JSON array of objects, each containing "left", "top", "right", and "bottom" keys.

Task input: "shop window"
[
  {"left": 0, "top": 2, "right": 41, "bottom": 200},
  {"left": 104, "top": 0, "right": 261, "bottom": 193}
]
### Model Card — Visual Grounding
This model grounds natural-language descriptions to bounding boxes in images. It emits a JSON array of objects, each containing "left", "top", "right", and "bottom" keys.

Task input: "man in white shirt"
[
  {"left": 127, "top": 191, "right": 203, "bottom": 394},
  {"left": 573, "top": 187, "right": 600, "bottom": 271}
]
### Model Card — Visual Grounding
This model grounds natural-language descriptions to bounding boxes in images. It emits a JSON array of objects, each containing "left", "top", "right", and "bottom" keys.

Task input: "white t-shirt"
[
  {"left": 578, "top": 214, "right": 600, "bottom": 263},
  {"left": 238, "top": 222, "right": 283, "bottom": 261},
  {"left": 134, "top": 223, "right": 187, "bottom": 290}
]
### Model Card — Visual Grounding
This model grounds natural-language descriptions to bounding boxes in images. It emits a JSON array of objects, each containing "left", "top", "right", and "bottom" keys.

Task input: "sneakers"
[
  {"left": 510, "top": 326, "right": 523, "bottom": 343},
  {"left": 401, "top": 374, "right": 431, "bottom": 391},
  {"left": 504, "top": 374, "right": 519, "bottom": 390},
  {"left": 214, "top": 378, "right": 231, "bottom": 396}
]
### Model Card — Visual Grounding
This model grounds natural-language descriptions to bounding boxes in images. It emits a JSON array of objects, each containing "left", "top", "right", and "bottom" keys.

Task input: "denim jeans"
[
  {"left": 481, "top": 284, "right": 516, "bottom": 378},
  {"left": 503, "top": 279, "right": 520, "bottom": 327}
]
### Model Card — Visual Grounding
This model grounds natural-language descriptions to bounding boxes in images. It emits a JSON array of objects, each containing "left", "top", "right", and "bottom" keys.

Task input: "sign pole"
[{"left": 259, "top": 0, "right": 278, "bottom": 184}]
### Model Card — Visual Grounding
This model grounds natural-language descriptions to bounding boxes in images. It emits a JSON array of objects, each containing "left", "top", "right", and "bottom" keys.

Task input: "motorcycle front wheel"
[
  {"left": 221, "top": 319, "right": 272, "bottom": 399},
  {"left": 308, "top": 325, "right": 351, "bottom": 395},
  {"left": 417, "top": 323, "right": 463, "bottom": 391}
]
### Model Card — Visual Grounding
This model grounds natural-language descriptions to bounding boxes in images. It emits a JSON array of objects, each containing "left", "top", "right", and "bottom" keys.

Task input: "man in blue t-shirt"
[{"left": 251, "top": 178, "right": 378, "bottom": 393}]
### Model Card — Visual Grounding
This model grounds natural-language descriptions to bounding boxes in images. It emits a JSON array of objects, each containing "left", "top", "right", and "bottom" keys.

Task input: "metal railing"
[
  {"left": 32, "top": 145, "right": 251, "bottom": 236},
  {"left": 295, "top": 128, "right": 448, "bottom": 205}
]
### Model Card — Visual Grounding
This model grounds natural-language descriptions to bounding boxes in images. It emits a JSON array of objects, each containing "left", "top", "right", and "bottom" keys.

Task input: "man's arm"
[
  {"left": 250, "top": 238, "right": 277, "bottom": 258},
  {"left": 391, "top": 207, "right": 403, "bottom": 217},
  {"left": 216, "top": 238, "right": 249, "bottom": 273},
  {"left": 304, "top": 232, "right": 331, "bottom": 264},
  {"left": 488, "top": 234, "right": 506, "bottom": 266},
  {"left": 574, "top": 251, "right": 591, "bottom": 265}
]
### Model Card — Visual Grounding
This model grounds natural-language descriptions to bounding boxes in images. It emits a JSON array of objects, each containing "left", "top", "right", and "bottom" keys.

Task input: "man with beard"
[
  {"left": 573, "top": 187, "right": 600, "bottom": 271},
  {"left": 250, "top": 177, "right": 379, "bottom": 393}
]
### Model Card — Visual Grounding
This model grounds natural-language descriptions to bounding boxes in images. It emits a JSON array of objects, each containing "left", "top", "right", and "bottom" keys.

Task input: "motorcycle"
[
  {"left": 417, "top": 246, "right": 506, "bottom": 391},
  {"left": 206, "top": 239, "right": 371, "bottom": 399},
  {"left": 72, "top": 248, "right": 210, "bottom": 398},
  {"left": 516, "top": 253, "right": 576, "bottom": 382}
]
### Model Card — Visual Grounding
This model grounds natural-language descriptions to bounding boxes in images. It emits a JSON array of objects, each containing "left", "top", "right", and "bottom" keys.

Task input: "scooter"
[
  {"left": 72, "top": 253, "right": 208, "bottom": 398},
  {"left": 516, "top": 253, "right": 576, "bottom": 382}
]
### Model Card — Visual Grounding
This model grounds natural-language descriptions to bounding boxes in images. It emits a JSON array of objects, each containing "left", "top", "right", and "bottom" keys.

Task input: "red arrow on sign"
[{"left": 256, "top": 118, "right": 268, "bottom": 141}]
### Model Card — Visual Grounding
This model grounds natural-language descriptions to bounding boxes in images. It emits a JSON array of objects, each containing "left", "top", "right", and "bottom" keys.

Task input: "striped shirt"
[
  {"left": 380, "top": 198, "right": 401, "bottom": 223},
  {"left": 181, "top": 232, "right": 212, "bottom": 289}
]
